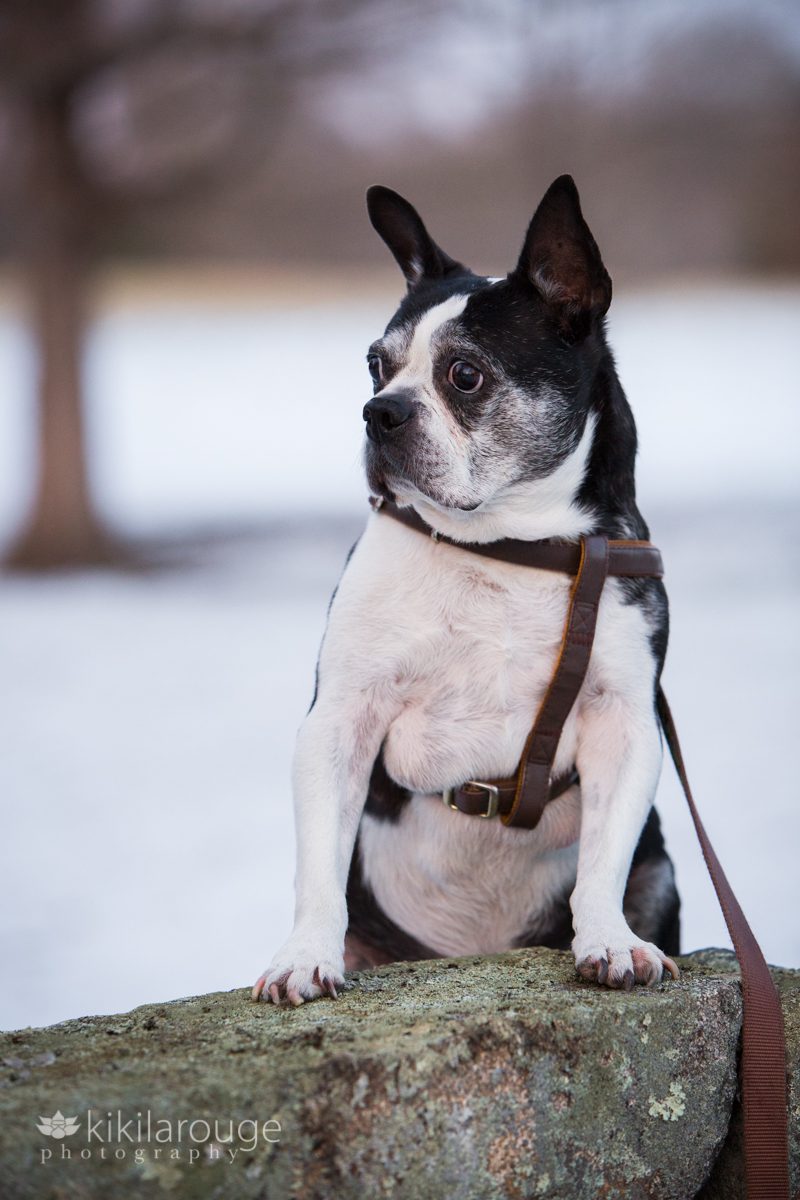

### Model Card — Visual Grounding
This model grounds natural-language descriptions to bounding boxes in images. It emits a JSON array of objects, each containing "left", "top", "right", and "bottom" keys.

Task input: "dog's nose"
[{"left": 363, "top": 393, "right": 414, "bottom": 442}]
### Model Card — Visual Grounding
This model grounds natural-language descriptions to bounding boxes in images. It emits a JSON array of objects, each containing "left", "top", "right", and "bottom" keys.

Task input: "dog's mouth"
[
  {"left": 364, "top": 441, "right": 482, "bottom": 513},
  {"left": 364, "top": 441, "right": 399, "bottom": 502}
]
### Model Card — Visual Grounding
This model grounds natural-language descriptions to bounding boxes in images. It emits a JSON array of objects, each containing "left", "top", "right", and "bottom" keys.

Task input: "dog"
[{"left": 252, "top": 175, "right": 680, "bottom": 1006}]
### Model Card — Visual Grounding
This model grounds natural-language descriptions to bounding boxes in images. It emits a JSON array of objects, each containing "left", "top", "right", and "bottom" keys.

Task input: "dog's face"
[{"left": 363, "top": 176, "right": 612, "bottom": 512}]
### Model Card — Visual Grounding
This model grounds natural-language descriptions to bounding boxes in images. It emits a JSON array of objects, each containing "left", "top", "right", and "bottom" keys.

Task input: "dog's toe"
[
  {"left": 577, "top": 954, "right": 608, "bottom": 983},
  {"left": 313, "top": 966, "right": 339, "bottom": 999},
  {"left": 631, "top": 946, "right": 660, "bottom": 986}
]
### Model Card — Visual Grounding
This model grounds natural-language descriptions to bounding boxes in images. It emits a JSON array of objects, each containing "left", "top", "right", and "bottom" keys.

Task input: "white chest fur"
[{"left": 320, "top": 512, "right": 657, "bottom": 957}]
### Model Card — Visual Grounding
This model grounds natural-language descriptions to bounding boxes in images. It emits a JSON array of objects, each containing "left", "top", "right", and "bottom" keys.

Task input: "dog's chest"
[
  {"left": 357, "top": 540, "right": 583, "bottom": 956},
  {"left": 336, "top": 517, "right": 654, "bottom": 958},
  {"left": 376, "top": 548, "right": 577, "bottom": 792}
]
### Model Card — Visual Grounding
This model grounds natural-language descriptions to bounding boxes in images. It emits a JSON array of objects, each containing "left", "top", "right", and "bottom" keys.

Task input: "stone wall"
[{"left": 0, "top": 948, "right": 797, "bottom": 1199}]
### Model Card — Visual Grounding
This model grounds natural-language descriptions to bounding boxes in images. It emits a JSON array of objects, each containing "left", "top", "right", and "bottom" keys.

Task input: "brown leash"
[
  {"left": 373, "top": 496, "right": 790, "bottom": 1198},
  {"left": 657, "top": 690, "right": 790, "bottom": 1198}
]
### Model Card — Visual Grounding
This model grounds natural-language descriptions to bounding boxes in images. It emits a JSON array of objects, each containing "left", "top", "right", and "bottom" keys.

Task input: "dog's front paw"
[
  {"left": 251, "top": 942, "right": 345, "bottom": 1006},
  {"left": 573, "top": 926, "right": 679, "bottom": 991}
]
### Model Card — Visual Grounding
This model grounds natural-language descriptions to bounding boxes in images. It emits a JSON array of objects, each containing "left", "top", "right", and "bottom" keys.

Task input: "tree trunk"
[{"left": 6, "top": 85, "right": 117, "bottom": 570}]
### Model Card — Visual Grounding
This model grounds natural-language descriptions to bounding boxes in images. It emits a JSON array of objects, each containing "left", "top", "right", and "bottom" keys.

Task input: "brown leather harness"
[{"left": 371, "top": 495, "right": 790, "bottom": 1200}]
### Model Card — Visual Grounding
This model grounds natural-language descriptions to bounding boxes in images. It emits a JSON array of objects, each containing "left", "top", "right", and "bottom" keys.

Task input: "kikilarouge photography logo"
[
  {"left": 36, "top": 1107, "right": 281, "bottom": 1166},
  {"left": 36, "top": 1112, "right": 81, "bottom": 1139}
]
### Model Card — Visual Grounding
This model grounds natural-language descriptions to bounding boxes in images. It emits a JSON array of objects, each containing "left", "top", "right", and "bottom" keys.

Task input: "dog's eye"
[
  {"left": 448, "top": 360, "right": 484, "bottom": 393},
  {"left": 367, "top": 354, "right": 383, "bottom": 387}
]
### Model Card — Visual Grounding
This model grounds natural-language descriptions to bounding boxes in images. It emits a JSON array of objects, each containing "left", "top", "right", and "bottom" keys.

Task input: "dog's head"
[{"left": 363, "top": 176, "right": 614, "bottom": 527}]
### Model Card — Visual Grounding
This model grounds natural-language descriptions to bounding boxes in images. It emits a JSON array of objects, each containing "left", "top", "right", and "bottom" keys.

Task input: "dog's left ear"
[
  {"left": 367, "top": 185, "right": 467, "bottom": 288},
  {"left": 513, "top": 175, "right": 611, "bottom": 333}
]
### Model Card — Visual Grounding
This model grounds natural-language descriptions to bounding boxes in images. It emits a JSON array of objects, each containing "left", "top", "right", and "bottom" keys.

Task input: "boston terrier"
[{"left": 253, "top": 175, "right": 681, "bottom": 1006}]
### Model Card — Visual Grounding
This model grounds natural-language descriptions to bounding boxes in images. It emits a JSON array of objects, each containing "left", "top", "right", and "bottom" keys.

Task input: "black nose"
[{"left": 363, "top": 393, "right": 414, "bottom": 442}]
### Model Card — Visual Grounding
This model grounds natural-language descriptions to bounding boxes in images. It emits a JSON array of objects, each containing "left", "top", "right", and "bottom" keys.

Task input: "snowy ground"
[{"left": 0, "top": 280, "right": 798, "bottom": 1031}]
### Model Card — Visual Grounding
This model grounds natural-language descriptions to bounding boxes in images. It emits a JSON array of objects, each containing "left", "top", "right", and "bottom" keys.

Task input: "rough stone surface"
[{"left": 0, "top": 948, "right": 796, "bottom": 1199}]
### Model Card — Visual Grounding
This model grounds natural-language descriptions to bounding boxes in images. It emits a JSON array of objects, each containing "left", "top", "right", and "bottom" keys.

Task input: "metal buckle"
[{"left": 442, "top": 781, "right": 500, "bottom": 819}]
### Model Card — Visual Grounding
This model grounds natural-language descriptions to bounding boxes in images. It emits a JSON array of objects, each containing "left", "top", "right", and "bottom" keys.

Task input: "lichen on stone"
[{"left": 648, "top": 1081, "right": 688, "bottom": 1122}]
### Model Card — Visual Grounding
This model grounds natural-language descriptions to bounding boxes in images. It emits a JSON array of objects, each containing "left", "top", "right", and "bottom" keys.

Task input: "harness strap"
[
  {"left": 371, "top": 496, "right": 663, "bottom": 579},
  {"left": 442, "top": 768, "right": 578, "bottom": 821},
  {"left": 502, "top": 533, "right": 609, "bottom": 827},
  {"left": 657, "top": 689, "right": 789, "bottom": 1198},
  {"left": 372, "top": 496, "right": 790, "bottom": 1197}
]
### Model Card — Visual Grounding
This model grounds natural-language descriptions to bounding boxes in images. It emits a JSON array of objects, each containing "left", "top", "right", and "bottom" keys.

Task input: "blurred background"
[{"left": 0, "top": 0, "right": 798, "bottom": 1031}]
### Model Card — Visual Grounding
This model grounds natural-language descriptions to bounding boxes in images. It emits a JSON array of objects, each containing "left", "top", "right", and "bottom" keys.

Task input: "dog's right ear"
[
  {"left": 512, "top": 175, "right": 611, "bottom": 336},
  {"left": 367, "top": 186, "right": 467, "bottom": 288}
]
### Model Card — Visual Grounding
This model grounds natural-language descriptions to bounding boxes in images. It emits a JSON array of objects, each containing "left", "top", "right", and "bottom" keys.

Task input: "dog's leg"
[
  {"left": 252, "top": 691, "right": 392, "bottom": 1006},
  {"left": 571, "top": 696, "right": 679, "bottom": 989}
]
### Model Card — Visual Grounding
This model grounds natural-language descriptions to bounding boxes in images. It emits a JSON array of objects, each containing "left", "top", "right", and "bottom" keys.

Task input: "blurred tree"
[
  {"left": 1, "top": 0, "right": 111, "bottom": 567},
  {"left": 0, "top": 0, "right": 423, "bottom": 568}
]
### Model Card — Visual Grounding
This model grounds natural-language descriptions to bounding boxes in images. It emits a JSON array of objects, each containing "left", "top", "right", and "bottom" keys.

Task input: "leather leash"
[
  {"left": 372, "top": 495, "right": 790, "bottom": 1198},
  {"left": 657, "top": 690, "right": 790, "bottom": 1199}
]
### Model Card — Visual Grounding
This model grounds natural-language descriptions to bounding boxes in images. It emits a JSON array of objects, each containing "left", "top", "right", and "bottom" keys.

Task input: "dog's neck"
[
  {"left": 576, "top": 355, "right": 648, "bottom": 540},
  {"left": 402, "top": 492, "right": 592, "bottom": 545}
]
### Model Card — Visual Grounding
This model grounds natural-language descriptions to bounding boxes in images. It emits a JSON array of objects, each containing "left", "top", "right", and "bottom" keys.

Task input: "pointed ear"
[
  {"left": 513, "top": 175, "right": 611, "bottom": 331},
  {"left": 366, "top": 185, "right": 468, "bottom": 288}
]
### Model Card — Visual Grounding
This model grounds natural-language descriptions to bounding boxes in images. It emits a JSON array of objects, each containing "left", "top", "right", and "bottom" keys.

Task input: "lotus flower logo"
[{"left": 36, "top": 1111, "right": 80, "bottom": 1138}]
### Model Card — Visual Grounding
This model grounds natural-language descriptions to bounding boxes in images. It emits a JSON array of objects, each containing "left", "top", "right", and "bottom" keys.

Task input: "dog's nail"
[
  {"left": 622, "top": 969, "right": 635, "bottom": 992},
  {"left": 287, "top": 989, "right": 304, "bottom": 1007},
  {"left": 251, "top": 974, "right": 267, "bottom": 1002},
  {"left": 597, "top": 957, "right": 609, "bottom": 985},
  {"left": 324, "top": 976, "right": 339, "bottom": 999},
  {"left": 268, "top": 983, "right": 281, "bottom": 1004},
  {"left": 662, "top": 956, "right": 680, "bottom": 980}
]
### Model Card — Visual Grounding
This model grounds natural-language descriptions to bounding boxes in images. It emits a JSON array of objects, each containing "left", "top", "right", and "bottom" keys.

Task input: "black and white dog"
[{"left": 253, "top": 175, "right": 680, "bottom": 1006}]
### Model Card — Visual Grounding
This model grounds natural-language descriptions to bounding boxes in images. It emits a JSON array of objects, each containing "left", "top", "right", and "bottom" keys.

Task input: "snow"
[{"left": 0, "top": 281, "right": 798, "bottom": 1031}]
